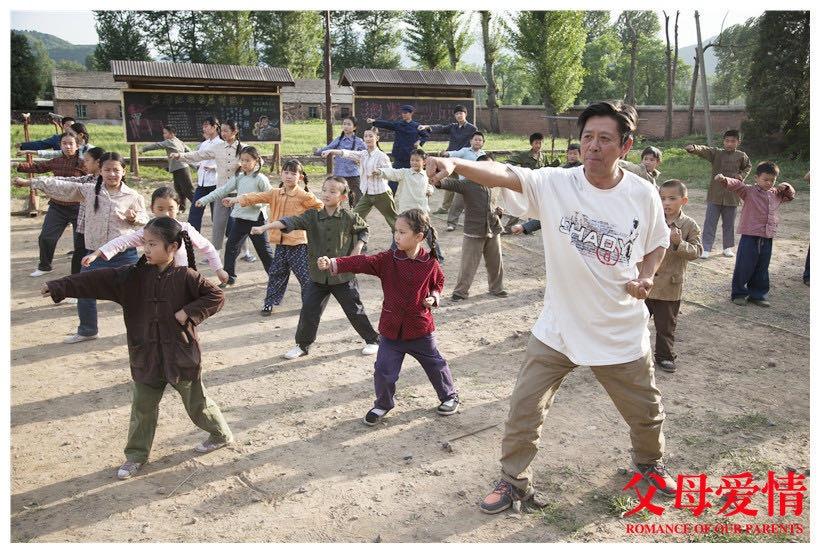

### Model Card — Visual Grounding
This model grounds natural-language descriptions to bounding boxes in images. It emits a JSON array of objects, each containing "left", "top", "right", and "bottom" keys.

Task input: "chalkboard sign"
[
  {"left": 353, "top": 97, "right": 476, "bottom": 142},
  {"left": 122, "top": 90, "right": 281, "bottom": 143}
]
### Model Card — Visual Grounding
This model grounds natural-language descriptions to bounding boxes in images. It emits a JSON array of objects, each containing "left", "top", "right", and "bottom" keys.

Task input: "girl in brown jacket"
[{"left": 42, "top": 217, "right": 234, "bottom": 480}]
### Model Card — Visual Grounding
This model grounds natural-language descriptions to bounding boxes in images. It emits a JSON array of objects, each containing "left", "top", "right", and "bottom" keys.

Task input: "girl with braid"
[
  {"left": 42, "top": 216, "right": 234, "bottom": 480},
  {"left": 317, "top": 208, "right": 459, "bottom": 426},
  {"left": 15, "top": 152, "right": 148, "bottom": 344}
]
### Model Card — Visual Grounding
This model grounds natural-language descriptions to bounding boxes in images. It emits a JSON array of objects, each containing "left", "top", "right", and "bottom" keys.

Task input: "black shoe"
[
  {"left": 479, "top": 479, "right": 535, "bottom": 514},
  {"left": 492, "top": 290, "right": 509, "bottom": 297},
  {"left": 451, "top": 294, "right": 466, "bottom": 302},
  {"left": 260, "top": 305, "right": 273, "bottom": 316},
  {"left": 634, "top": 462, "right": 677, "bottom": 497},
  {"left": 803, "top": 278, "right": 810, "bottom": 286},
  {"left": 363, "top": 408, "right": 388, "bottom": 426},
  {"left": 218, "top": 276, "right": 236, "bottom": 289},
  {"left": 658, "top": 360, "right": 676, "bottom": 373},
  {"left": 437, "top": 396, "right": 460, "bottom": 415}
]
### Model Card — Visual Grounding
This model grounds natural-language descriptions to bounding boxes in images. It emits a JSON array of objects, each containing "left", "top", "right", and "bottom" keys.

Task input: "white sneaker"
[
  {"left": 30, "top": 269, "right": 51, "bottom": 277},
  {"left": 699, "top": 250, "right": 710, "bottom": 259},
  {"left": 446, "top": 225, "right": 456, "bottom": 232},
  {"left": 61, "top": 297, "right": 78, "bottom": 305},
  {"left": 116, "top": 460, "right": 142, "bottom": 480},
  {"left": 361, "top": 343, "right": 379, "bottom": 355},
  {"left": 283, "top": 346, "right": 307, "bottom": 360},
  {"left": 723, "top": 248, "right": 735, "bottom": 257},
  {"left": 63, "top": 333, "right": 98, "bottom": 344}
]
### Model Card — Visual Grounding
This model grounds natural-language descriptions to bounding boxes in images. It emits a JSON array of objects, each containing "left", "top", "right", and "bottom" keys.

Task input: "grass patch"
[
  {"left": 605, "top": 494, "right": 651, "bottom": 521},
  {"left": 722, "top": 412, "right": 772, "bottom": 431},
  {"left": 528, "top": 500, "right": 585, "bottom": 534},
  {"left": 716, "top": 448, "right": 778, "bottom": 479}
]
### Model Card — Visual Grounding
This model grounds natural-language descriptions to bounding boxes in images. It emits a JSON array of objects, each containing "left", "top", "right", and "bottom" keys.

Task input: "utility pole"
[
  {"left": 324, "top": 10, "right": 333, "bottom": 174},
  {"left": 695, "top": 11, "right": 713, "bottom": 146}
]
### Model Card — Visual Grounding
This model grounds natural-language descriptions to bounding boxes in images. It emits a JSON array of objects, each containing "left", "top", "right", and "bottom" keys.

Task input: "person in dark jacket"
[
  {"left": 367, "top": 105, "right": 430, "bottom": 193},
  {"left": 42, "top": 216, "right": 233, "bottom": 481},
  {"left": 15, "top": 115, "right": 75, "bottom": 151}
]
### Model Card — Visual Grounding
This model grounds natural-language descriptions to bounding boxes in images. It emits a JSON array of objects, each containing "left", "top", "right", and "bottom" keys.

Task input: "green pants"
[
  {"left": 124, "top": 379, "right": 233, "bottom": 463},
  {"left": 352, "top": 191, "right": 397, "bottom": 232}
]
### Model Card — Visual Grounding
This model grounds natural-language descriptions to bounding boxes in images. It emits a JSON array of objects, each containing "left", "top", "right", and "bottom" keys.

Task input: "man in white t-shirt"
[{"left": 426, "top": 101, "right": 676, "bottom": 514}]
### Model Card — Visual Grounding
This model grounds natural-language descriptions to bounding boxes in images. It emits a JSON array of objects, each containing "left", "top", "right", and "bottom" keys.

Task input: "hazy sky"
[{"left": 11, "top": 9, "right": 762, "bottom": 51}]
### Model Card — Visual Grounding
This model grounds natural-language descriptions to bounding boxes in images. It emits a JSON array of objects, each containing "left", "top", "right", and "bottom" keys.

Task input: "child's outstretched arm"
[
  {"left": 14, "top": 176, "right": 85, "bottom": 202},
  {"left": 237, "top": 189, "right": 275, "bottom": 207},
  {"left": 43, "top": 268, "right": 125, "bottom": 304},
  {"left": 86, "top": 228, "right": 148, "bottom": 267},
  {"left": 715, "top": 173, "right": 749, "bottom": 200},
  {"left": 776, "top": 182, "right": 796, "bottom": 202},
  {"left": 251, "top": 219, "right": 286, "bottom": 236},
  {"left": 184, "top": 225, "right": 227, "bottom": 280},
  {"left": 683, "top": 144, "right": 717, "bottom": 162},
  {"left": 318, "top": 253, "right": 383, "bottom": 277},
  {"left": 181, "top": 272, "right": 225, "bottom": 326}
]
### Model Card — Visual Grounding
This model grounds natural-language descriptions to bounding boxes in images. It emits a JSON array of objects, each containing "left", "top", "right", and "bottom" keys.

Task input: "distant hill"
[
  {"left": 678, "top": 35, "right": 719, "bottom": 76},
  {"left": 14, "top": 29, "right": 96, "bottom": 67}
]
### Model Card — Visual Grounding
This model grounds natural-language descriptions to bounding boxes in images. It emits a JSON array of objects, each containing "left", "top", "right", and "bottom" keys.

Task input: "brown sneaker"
[
  {"left": 479, "top": 479, "right": 534, "bottom": 514},
  {"left": 634, "top": 462, "right": 677, "bottom": 497}
]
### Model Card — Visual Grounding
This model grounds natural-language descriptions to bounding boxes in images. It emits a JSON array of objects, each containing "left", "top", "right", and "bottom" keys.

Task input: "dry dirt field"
[{"left": 9, "top": 185, "right": 810, "bottom": 542}]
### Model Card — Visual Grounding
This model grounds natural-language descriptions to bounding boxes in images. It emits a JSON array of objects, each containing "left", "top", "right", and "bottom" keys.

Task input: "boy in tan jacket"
[{"left": 646, "top": 180, "right": 703, "bottom": 373}]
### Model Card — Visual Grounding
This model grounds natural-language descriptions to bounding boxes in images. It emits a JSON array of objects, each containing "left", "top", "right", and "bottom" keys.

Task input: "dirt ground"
[{"left": 9, "top": 185, "right": 810, "bottom": 542}]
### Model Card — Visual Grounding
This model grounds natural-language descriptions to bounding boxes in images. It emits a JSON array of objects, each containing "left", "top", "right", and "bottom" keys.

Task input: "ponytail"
[
  {"left": 427, "top": 225, "right": 440, "bottom": 262},
  {"left": 93, "top": 175, "right": 103, "bottom": 212},
  {"left": 181, "top": 231, "right": 197, "bottom": 270}
]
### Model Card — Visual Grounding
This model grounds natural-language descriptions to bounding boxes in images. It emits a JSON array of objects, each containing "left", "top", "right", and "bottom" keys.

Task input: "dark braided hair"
[
  {"left": 94, "top": 151, "right": 126, "bottom": 212},
  {"left": 132, "top": 216, "right": 196, "bottom": 272},
  {"left": 237, "top": 145, "right": 262, "bottom": 177},
  {"left": 69, "top": 122, "right": 90, "bottom": 145},
  {"left": 281, "top": 159, "right": 309, "bottom": 191},
  {"left": 150, "top": 185, "right": 181, "bottom": 208},
  {"left": 398, "top": 208, "right": 439, "bottom": 261}
]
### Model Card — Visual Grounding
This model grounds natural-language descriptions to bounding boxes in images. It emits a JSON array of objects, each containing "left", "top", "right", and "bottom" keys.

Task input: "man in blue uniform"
[{"left": 367, "top": 105, "right": 430, "bottom": 193}]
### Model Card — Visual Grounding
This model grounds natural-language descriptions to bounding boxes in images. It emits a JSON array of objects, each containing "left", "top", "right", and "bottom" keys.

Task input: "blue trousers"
[
  {"left": 804, "top": 249, "right": 810, "bottom": 282},
  {"left": 77, "top": 248, "right": 139, "bottom": 336},
  {"left": 731, "top": 235, "right": 773, "bottom": 300},
  {"left": 373, "top": 333, "right": 456, "bottom": 411},
  {"left": 264, "top": 243, "right": 311, "bottom": 307}
]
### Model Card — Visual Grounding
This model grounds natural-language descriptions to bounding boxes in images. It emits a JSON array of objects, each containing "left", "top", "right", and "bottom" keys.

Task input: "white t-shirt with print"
[{"left": 502, "top": 164, "right": 670, "bottom": 366}]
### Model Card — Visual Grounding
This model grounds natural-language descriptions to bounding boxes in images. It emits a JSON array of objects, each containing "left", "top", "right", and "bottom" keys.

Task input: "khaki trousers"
[
  {"left": 500, "top": 336, "right": 666, "bottom": 493},
  {"left": 453, "top": 234, "right": 504, "bottom": 298},
  {"left": 124, "top": 379, "right": 233, "bottom": 463}
]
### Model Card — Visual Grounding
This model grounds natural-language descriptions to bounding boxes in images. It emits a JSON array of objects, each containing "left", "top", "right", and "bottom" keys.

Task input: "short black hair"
[
  {"left": 453, "top": 105, "right": 468, "bottom": 114},
  {"left": 641, "top": 146, "right": 662, "bottom": 162},
  {"left": 61, "top": 116, "right": 76, "bottom": 124},
  {"left": 567, "top": 143, "right": 581, "bottom": 152},
  {"left": 755, "top": 161, "right": 780, "bottom": 176},
  {"left": 577, "top": 101, "right": 637, "bottom": 145},
  {"left": 472, "top": 131, "right": 485, "bottom": 140},
  {"left": 723, "top": 129, "right": 741, "bottom": 139},
  {"left": 660, "top": 179, "right": 687, "bottom": 196},
  {"left": 410, "top": 148, "right": 427, "bottom": 159},
  {"left": 529, "top": 132, "right": 544, "bottom": 144},
  {"left": 476, "top": 153, "right": 494, "bottom": 162},
  {"left": 162, "top": 124, "right": 176, "bottom": 134}
]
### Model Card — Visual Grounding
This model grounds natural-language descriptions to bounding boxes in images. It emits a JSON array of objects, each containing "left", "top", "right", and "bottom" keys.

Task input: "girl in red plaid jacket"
[{"left": 317, "top": 208, "right": 459, "bottom": 426}]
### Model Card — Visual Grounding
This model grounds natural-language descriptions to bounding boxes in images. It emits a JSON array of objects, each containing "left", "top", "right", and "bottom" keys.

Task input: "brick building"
[
  {"left": 52, "top": 69, "right": 127, "bottom": 124},
  {"left": 280, "top": 79, "right": 353, "bottom": 121}
]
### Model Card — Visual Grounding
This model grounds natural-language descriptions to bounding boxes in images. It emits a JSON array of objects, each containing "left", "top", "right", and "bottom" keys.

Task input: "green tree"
[
  {"left": 137, "top": 11, "right": 182, "bottom": 62},
  {"left": 403, "top": 12, "right": 448, "bottom": 68},
  {"left": 176, "top": 11, "right": 209, "bottom": 63},
  {"left": 357, "top": 11, "right": 402, "bottom": 69},
  {"left": 201, "top": 11, "right": 257, "bottom": 65},
  {"left": 742, "top": 11, "right": 809, "bottom": 158},
  {"left": 330, "top": 11, "right": 362, "bottom": 76},
  {"left": 616, "top": 11, "right": 660, "bottom": 105},
  {"left": 91, "top": 11, "right": 152, "bottom": 70},
  {"left": 94, "top": 10, "right": 151, "bottom": 71},
  {"left": 578, "top": 24, "right": 623, "bottom": 102},
  {"left": 11, "top": 31, "right": 41, "bottom": 108},
  {"left": 512, "top": 11, "right": 587, "bottom": 134},
  {"left": 480, "top": 10, "right": 503, "bottom": 131},
  {"left": 28, "top": 35, "right": 54, "bottom": 99},
  {"left": 253, "top": 11, "right": 323, "bottom": 77},
  {"left": 712, "top": 18, "right": 760, "bottom": 105},
  {"left": 493, "top": 53, "right": 537, "bottom": 105},
  {"left": 439, "top": 11, "right": 475, "bottom": 69}
]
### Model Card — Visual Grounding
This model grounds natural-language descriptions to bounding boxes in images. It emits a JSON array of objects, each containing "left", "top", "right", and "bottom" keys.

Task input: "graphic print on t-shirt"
[{"left": 558, "top": 211, "right": 641, "bottom": 266}]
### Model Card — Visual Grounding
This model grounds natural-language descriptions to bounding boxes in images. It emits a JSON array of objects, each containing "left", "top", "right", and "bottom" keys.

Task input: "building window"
[
  {"left": 308, "top": 106, "right": 318, "bottom": 119},
  {"left": 75, "top": 104, "right": 88, "bottom": 119}
]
